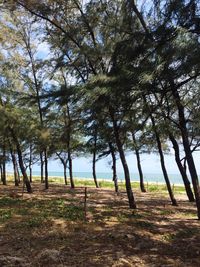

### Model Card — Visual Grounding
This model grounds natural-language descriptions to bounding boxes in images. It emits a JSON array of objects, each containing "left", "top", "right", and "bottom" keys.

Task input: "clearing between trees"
[{"left": 0, "top": 181, "right": 199, "bottom": 267}]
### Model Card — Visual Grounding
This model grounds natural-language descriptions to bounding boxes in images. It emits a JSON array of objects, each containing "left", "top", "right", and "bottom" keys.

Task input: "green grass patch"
[
  {"left": 134, "top": 220, "right": 154, "bottom": 229},
  {"left": 162, "top": 228, "right": 199, "bottom": 242},
  {"left": 159, "top": 209, "right": 175, "bottom": 216},
  {"left": 0, "top": 209, "right": 12, "bottom": 223},
  {"left": 0, "top": 197, "right": 22, "bottom": 207},
  {"left": 22, "top": 216, "right": 46, "bottom": 228}
]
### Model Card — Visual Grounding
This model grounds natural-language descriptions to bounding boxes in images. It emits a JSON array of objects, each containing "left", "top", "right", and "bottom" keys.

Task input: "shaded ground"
[{"left": 0, "top": 182, "right": 199, "bottom": 267}]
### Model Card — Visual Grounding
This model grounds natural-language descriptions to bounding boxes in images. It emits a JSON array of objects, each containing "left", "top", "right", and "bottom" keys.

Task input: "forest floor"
[{"left": 0, "top": 181, "right": 199, "bottom": 267}]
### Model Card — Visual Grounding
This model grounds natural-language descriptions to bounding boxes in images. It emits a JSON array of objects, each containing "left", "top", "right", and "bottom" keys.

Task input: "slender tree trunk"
[
  {"left": 17, "top": 165, "right": 20, "bottom": 183},
  {"left": 68, "top": 155, "right": 74, "bottom": 188},
  {"left": 151, "top": 117, "right": 177, "bottom": 206},
  {"left": 10, "top": 149, "right": 20, "bottom": 186},
  {"left": 132, "top": 133, "right": 146, "bottom": 192},
  {"left": 109, "top": 142, "right": 118, "bottom": 193},
  {"left": 109, "top": 108, "right": 136, "bottom": 209},
  {"left": 170, "top": 80, "right": 200, "bottom": 219},
  {"left": 92, "top": 127, "right": 99, "bottom": 188},
  {"left": 57, "top": 153, "right": 68, "bottom": 185},
  {"left": 44, "top": 148, "right": 48, "bottom": 189},
  {"left": 183, "top": 158, "right": 187, "bottom": 173},
  {"left": 65, "top": 103, "right": 75, "bottom": 189},
  {"left": 29, "top": 144, "right": 33, "bottom": 183},
  {"left": 0, "top": 165, "right": 3, "bottom": 183},
  {"left": 169, "top": 134, "right": 195, "bottom": 202},
  {"left": 92, "top": 150, "right": 98, "bottom": 188},
  {"left": 2, "top": 143, "right": 6, "bottom": 185},
  {"left": 10, "top": 129, "right": 32, "bottom": 193},
  {"left": 40, "top": 152, "right": 44, "bottom": 183},
  {"left": 63, "top": 163, "right": 67, "bottom": 185}
]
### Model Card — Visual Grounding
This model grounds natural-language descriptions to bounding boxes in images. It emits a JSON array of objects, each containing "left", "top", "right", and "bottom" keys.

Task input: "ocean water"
[{"left": 30, "top": 171, "right": 187, "bottom": 184}]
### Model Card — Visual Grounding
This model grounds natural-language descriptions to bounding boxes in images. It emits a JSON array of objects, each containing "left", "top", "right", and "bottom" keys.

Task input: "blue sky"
[{"left": 28, "top": 151, "right": 200, "bottom": 175}]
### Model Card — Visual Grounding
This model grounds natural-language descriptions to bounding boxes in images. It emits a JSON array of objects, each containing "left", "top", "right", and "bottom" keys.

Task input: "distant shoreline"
[
  {"left": 6, "top": 172, "right": 187, "bottom": 186},
  {"left": 34, "top": 175, "right": 185, "bottom": 187}
]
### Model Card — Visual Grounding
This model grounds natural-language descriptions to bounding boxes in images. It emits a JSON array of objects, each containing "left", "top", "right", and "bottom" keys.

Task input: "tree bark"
[
  {"left": 92, "top": 126, "right": 99, "bottom": 188},
  {"left": 29, "top": 144, "right": 33, "bottom": 183},
  {"left": 2, "top": 143, "right": 6, "bottom": 185},
  {"left": 170, "top": 78, "right": 200, "bottom": 219},
  {"left": 44, "top": 148, "right": 48, "bottom": 189},
  {"left": 109, "top": 142, "right": 119, "bottom": 193},
  {"left": 63, "top": 163, "right": 67, "bottom": 185},
  {"left": 65, "top": 103, "right": 75, "bottom": 189},
  {"left": 132, "top": 133, "right": 146, "bottom": 192},
  {"left": 40, "top": 151, "right": 44, "bottom": 183},
  {"left": 109, "top": 108, "right": 136, "bottom": 209},
  {"left": 10, "top": 148, "right": 20, "bottom": 186},
  {"left": 151, "top": 116, "right": 177, "bottom": 206},
  {"left": 9, "top": 129, "right": 32, "bottom": 193},
  {"left": 0, "top": 165, "right": 3, "bottom": 184},
  {"left": 56, "top": 153, "right": 68, "bottom": 185},
  {"left": 169, "top": 134, "right": 195, "bottom": 202},
  {"left": 68, "top": 155, "right": 74, "bottom": 188}
]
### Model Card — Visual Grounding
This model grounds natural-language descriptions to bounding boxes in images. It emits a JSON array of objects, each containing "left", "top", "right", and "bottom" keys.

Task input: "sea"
[{"left": 27, "top": 171, "right": 189, "bottom": 185}]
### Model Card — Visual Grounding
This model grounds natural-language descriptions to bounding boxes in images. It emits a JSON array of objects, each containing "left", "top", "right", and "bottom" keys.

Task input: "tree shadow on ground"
[{"left": 0, "top": 183, "right": 199, "bottom": 266}]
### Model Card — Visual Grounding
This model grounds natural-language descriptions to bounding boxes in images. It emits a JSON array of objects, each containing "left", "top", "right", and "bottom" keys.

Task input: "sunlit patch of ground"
[{"left": 0, "top": 181, "right": 199, "bottom": 266}]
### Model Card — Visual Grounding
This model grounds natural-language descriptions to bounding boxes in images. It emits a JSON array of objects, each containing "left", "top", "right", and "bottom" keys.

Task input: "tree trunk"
[
  {"left": 17, "top": 165, "right": 21, "bottom": 183},
  {"left": 92, "top": 127, "right": 99, "bottom": 188},
  {"left": 132, "top": 133, "right": 146, "bottom": 192},
  {"left": 109, "top": 108, "right": 136, "bottom": 209},
  {"left": 170, "top": 80, "right": 200, "bottom": 219},
  {"left": 40, "top": 151, "right": 44, "bottom": 183},
  {"left": 169, "top": 134, "right": 195, "bottom": 202},
  {"left": 10, "top": 149, "right": 20, "bottom": 186},
  {"left": 29, "top": 144, "right": 33, "bottom": 183},
  {"left": 109, "top": 142, "right": 118, "bottom": 193},
  {"left": 44, "top": 148, "right": 48, "bottom": 189},
  {"left": 63, "top": 163, "right": 67, "bottom": 185},
  {"left": 151, "top": 117, "right": 177, "bottom": 206},
  {"left": 2, "top": 144, "right": 6, "bottom": 185},
  {"left": 0, "top": 165, "right": 3, "bottom": 184},
  {"left": 68, "top": 155, "right": 74, "bottom": 188},
  {"left": 10, "top": 129, "right": 32, "bottom": 193},
  {"left": 65, "top": 103, "right": 75, "bottom": 189}
]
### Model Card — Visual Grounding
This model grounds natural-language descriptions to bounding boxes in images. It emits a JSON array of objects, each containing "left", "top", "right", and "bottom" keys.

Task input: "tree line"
[{"left": 0, "top": 0, "right": 200, "bottom": 219}]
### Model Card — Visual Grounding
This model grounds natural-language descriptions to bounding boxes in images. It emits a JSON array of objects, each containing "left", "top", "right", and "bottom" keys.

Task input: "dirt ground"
[{"left": 0, "top": 182, "right": 199, "bottom": 267}]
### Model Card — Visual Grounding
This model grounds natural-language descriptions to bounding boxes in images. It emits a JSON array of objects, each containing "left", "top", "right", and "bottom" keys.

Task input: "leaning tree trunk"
[
  {"left": 109, "top": 142, "right": 119, "bottom": 193},
  {"left": 29, "top": 144, "right": 33, "bottom": 183},
  {"left": 109, "top": 108, "right": 136, "bottom": 209},
  {"left": 169, "top": 134, "right": 195, "bottom": 202},
  {"left": 9, "top": 128, "right": 32, "bottom": 193},
  {"left": 151, "top": 117, "right": 177, "bottom": 206},
  {"left": 170, "top": 79, "right": 200, "bottom": 219},
  {"left": 92, "top": 127, "right": 99, "bottom": 188},
  {"left": 132, "top": 133, "right": 146, "bottom": 192}
]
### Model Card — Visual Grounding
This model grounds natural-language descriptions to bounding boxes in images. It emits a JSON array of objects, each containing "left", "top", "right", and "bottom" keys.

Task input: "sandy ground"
[{"left": 0, "top": 182, "right": 199, "bottom": 267}]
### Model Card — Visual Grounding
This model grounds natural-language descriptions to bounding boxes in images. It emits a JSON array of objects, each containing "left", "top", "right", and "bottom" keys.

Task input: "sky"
[{"left": 26, "top": 151, "right": 200, "bottom": 175}]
